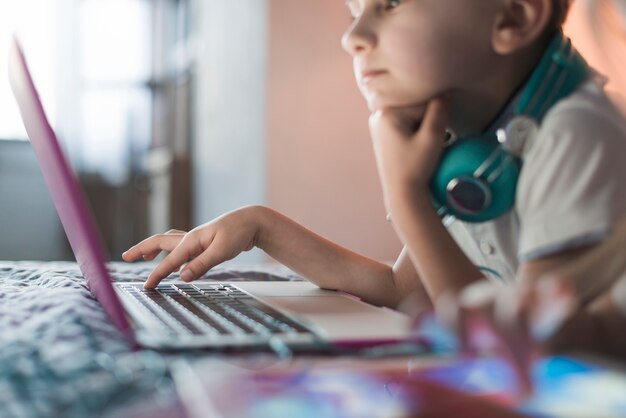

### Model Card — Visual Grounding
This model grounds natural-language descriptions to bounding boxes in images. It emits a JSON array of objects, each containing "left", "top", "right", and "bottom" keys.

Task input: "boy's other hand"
[
  {"left": 368, "top": 97, "right": 449, "bottom": 209},
  {"left": 122, "top": 206, "right": 263, "bottom": 288},
  {"left": 433, "top": 280, "right": 538, "bottom": 396}
]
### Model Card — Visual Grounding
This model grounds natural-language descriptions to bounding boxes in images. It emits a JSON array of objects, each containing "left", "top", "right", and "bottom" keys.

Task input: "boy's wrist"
[
  {"left": 387, "top": 181, "right": 429, "bottom": 209},
  {"left": 386, "top": 183, "right": 433, "bottom": 225},
  {"left": 245, "top": 205, "right": 275, "bottom": 251}
]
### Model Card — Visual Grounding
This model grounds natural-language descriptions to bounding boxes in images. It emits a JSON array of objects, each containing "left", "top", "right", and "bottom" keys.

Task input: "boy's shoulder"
[
  {"left": 518, "top": 71, "right": 626, "bottom": 163},
  {"left": 542, "top": 72, "right": 626, "bottom": 134}
]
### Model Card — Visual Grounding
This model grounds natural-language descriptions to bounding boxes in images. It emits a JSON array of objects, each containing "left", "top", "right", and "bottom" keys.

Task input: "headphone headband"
[{"left": 517, "top": 32, "right": 590, "bottom": 121}]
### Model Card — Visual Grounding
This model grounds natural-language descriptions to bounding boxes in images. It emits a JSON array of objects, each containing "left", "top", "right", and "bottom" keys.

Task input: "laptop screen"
[{"left": 8, "top": 37, "right": 134, "bottom": 343}]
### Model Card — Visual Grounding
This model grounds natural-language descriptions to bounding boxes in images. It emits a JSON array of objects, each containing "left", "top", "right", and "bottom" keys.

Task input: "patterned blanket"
[{"left": 0, "top": 261, "right": 301, "bottom": 418}]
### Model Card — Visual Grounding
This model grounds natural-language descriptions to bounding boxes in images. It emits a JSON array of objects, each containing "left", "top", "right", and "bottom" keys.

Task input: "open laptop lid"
[{"left": 8, "top": 37, "right": 135, "bottom": 343}]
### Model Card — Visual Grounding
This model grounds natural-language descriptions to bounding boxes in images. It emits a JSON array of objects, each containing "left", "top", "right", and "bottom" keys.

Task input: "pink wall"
[
  {"left": 565, "top": 0, "right": 626, "bottom": 100},
  {"left": 266, "top": 1, "right": 402, "bottom": 262}
]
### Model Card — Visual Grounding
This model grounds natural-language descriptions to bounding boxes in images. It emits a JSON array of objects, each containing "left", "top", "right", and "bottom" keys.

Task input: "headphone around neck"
[{"left": 429, "top": 32, "right": 591, "bottom": 223}]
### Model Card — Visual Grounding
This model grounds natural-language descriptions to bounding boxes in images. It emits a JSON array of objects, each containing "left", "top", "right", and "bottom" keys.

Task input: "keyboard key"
[{"left": 122, "top": 283, "right": 314, "bottom": 338}]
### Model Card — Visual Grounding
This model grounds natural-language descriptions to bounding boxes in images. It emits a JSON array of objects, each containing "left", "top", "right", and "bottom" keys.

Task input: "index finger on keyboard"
[{"left": 144, "top": 239, "right": 203, "bottom": 288}]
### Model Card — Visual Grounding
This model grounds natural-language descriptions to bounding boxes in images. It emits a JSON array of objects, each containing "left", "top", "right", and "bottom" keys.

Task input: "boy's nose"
[{"left": 341, "top": 17, "right": 376, "bottom": 56}]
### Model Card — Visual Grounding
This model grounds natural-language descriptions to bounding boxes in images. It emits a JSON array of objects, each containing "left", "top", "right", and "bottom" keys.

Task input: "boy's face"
[{"left": 342, "top": 0, "right": 502, "bottom": 112}]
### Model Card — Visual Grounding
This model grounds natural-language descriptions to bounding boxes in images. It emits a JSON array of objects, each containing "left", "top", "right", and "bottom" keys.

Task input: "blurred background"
[
  {"left": 0, "top": 0, "right": 622, "bottom": 265},
  {"left": 0, "top": 0, "right": 397, "bottom": 264}
]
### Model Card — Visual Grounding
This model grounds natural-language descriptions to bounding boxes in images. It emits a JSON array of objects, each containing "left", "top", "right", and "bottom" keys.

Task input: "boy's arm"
[
  {"left": 388, "top": 186, "right": 485, "bottom": 302},
  {"left": 125, "top": 204, "right": 429, "bottom": 308},
  {"left": 257, "top": 206, "right": 431, "bottom": 308},
  {"left": 517, "top": 245, "right": 599, "bottom": 284},
  {"left": 367, "top": 98, "right": 486, "bottom": 303}
]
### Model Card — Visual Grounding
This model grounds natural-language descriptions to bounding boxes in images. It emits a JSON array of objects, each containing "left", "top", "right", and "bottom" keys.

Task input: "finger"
[
  {"left": 397, "top": 290, "right": 433, "bottom": 329},
  {"left": 144, "top": 233, "right": 210, "bottom": 288},
  {"left": 456, "top": 284, "right": 534, "bottom": 397},
  {"left": 492, "top": 288, "right": 535, "bottom": 396},
  {"left": 390, "top": 105, "right": 429, "bottom": 135},
  {"left": 141, "top": 249, "right": 181, "bottom": 262},
  {"left": 179, "top": 233, "right": 236, "bottom": 282},
  {"left": 528, "top": 277, "right": 577, "bottom": 342},
  {"left": 141, "top": 251, "right": 161, "bottom": 261},
  {"left": 369, "top": 105, "right": 428, "bottom": 138},
  {"left": 433, "top": 290, "right": 465, "bottom": 344},
  {"left": 417, "top": 97, "right": 449, "bottom": 141},
  {"left": 122, "top": 233, "right": 185, "bottom": 261},
  {"left": 142, "top": 230, "right": 187, "bottom": 261},
  {"left": 456, "top": 280, "right": 498, "bottom": 353},
  {"left": 144, "top": 237, "right": 205, "bottom": 288}
]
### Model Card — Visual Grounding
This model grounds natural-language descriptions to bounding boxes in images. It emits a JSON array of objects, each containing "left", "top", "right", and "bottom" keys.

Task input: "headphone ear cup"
[
  {"left": 430, "top": 137, "right": 520, "bottom": 223},
  {"left": 427, "top": 34, "right": 588, "bottom": 223}
]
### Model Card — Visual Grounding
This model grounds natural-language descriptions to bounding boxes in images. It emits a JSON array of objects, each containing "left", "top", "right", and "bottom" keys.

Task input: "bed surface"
[{"left": 0, "top": 261, "right": 302, "bottom": 418}]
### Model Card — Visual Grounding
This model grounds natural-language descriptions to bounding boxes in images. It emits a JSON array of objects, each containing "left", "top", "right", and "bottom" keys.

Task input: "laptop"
[{"left": 8, "top": 37, "right": 412, "bottom": 350}]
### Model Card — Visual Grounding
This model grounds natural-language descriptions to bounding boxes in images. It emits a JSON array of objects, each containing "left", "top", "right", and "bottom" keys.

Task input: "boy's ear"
[{"left": 491, "top": 0, "right": 553, "bottom": 55}]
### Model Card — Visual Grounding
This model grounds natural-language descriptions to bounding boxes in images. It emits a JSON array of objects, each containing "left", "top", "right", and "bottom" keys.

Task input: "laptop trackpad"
[
  {"left": 264, "top": 295, "right": 377, "bottom": 314},
  {"left": 231, "top": 282, "right": 410, "bottom": 341},
  {"left": 262, "top": 295, "right": 410, "bottom": 340},
  {"left": 233, "top": 281, "right": 344, "bottom": 297}
]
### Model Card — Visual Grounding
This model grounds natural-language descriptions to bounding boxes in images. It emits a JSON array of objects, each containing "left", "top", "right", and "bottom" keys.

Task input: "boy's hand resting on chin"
[
  {"left": 368, "top": 97, "right": 449, "bottom": 210},
  {"left": 122, "top": 206, "right": 263, "bottom": 288}
]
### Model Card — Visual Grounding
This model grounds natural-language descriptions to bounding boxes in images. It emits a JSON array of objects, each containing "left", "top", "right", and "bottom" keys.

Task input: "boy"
[
  {"left": 442, "top": 0, "right": 626, "bottom": 364},
  {"left": 123, "top": 0, "right": 626, "bottom": 319}
]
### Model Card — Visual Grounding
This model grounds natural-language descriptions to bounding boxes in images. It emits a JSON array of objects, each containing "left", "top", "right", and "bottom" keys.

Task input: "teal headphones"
[{"left": 429, "top": 32, "right": 590, "bottom": 223}]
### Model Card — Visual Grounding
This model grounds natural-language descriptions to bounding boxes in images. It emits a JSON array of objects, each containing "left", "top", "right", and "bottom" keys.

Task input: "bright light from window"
[
  {"left": 1, "top": 0, "right": 154, "bottom": 184},
  {"left": 0, "top": 1, "right": 59, "bottom": 140},
  {"left": 0, "top": 7, "right": 27, "bottom": 140},
  {"left": 79, "top": 0, "right": 152, "bottom": 83},
  {"left": 77, "top": 0, "right": 153, "bottom": 184}
]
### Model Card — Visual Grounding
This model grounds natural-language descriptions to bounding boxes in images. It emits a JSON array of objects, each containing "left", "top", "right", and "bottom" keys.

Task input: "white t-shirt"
[{"left": 447, "top": 74, "right": 626, "bottom": 282}]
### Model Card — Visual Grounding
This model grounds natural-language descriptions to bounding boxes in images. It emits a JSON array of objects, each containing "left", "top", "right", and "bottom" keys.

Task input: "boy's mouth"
[{"left": 359, "top": 69, "right": 387, "bottom": 86}]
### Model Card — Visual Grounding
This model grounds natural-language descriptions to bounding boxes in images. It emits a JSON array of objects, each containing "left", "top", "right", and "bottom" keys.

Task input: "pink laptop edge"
[{"left": 7, "top": 36, "right": 135, "bottom": 344}]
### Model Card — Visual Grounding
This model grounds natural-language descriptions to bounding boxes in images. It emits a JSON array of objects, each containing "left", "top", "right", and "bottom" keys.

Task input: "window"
[
  {"left": 1, "top": 0, "right": 156, "bottom": 183},
  {"left": 77, "top": 0, "right": 154, "bottom": 184},
  {"left": 0, "top": 1, "right": 59, "bottom": 140},
  {"left": 0, "top": 0, "right": 193, "bottom": 258}
]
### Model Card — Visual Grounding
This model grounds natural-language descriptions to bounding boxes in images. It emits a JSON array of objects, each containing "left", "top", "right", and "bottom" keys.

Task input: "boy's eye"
[
  {"left": 385, "top": 0, "right": 402, "bottom": 9},
  {"left": 345, "top": 0, "right": 402, "bottom": 20}
]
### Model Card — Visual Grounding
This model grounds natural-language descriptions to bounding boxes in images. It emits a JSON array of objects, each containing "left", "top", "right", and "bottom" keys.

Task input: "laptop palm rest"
[{"left": 226, "top": 282, "right": 411, "bottom": 342}]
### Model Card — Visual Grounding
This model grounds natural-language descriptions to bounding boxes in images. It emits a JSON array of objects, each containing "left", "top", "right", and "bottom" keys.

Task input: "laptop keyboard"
[{"left": 119, "top": 283, "right": 312, "bottom": 337}]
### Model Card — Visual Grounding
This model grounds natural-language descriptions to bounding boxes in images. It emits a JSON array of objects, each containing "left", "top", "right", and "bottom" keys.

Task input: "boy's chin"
[{"left": 366, "top": 95, "right": 429, "bottom": 113}]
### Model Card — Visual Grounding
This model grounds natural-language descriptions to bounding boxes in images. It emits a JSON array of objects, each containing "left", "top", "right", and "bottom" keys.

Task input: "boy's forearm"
[
  {"left": 388, "top": 187, "right": 484, "bottom": 301},
  {"left": 254, "top": 206, "right": 409, "bottom": 307}
]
